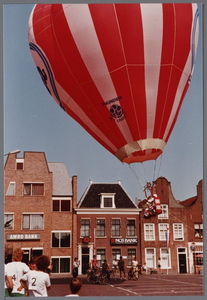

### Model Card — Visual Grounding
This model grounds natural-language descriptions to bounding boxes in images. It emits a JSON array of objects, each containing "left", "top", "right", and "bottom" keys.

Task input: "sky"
[{"left": 4, "top": 3, "right": 203, "bottom": 203}]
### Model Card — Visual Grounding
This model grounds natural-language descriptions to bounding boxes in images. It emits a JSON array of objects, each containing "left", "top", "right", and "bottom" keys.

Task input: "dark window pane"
[
  {"left": 52, "top": 258, "right": 59, "bottom": 273},
  {"left": 60, "top": 232, "right": 70, "bottom": 247},
  {"left": 104, "top": 197, "right": 112, "bottom": 207},
  {"left": 32, "top": 183, "right": 44, "bottom": 195},
  {"left": 60, "top": 258, "right": 70, "bottom": 273},
  {"left": 53, "top": 200, "right": 60, "bottom": 211},
  {"left": 52, "top": 232, "right": 59, "bottom": 247},
  {"left": 61, "top": 200, "right": 70, "bottom": 211}
]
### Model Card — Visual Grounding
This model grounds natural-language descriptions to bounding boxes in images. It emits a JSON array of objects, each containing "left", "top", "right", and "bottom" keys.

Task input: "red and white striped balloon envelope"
[{"left": 28, "top": 3, "right": 199, "bottom": 164}]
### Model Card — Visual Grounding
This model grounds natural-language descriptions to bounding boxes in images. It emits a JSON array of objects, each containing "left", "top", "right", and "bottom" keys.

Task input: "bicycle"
[{"left": 128, "top": 268, "right": 139, "bottom": 280}]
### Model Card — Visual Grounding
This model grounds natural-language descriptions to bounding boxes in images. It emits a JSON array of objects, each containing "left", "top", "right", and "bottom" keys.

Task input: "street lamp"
[
  {"left": 4, "top": 149, "right": 20, "bottom": 156},
  {"left": 190, "top": 241, "right": 196, "bottom": 274}
]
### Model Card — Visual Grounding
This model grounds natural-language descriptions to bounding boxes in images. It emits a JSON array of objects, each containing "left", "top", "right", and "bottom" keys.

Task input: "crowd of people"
[{"left": 5, "top": 245, "right": 162, "bottom": 297}]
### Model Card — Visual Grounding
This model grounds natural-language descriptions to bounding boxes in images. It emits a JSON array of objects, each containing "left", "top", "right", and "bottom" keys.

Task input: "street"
[{"left": 48, "top": 274, "right": 203, "bottom": 297}]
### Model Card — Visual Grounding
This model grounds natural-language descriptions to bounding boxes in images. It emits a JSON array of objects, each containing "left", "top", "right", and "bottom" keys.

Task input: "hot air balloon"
[{"left": 28, "top": 3, "right": 199, "bottom": 165}]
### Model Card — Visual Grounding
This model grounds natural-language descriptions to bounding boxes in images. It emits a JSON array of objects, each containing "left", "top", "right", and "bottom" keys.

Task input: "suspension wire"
[
  {"left": 168, "top": 212, "right": 203, "bottom": 237},
  {"left": 157, "top": 154, "right": 163, "bottom": 179},
  {"left": 128, "top": 164, "right": 145, "bottom": 192},
  {"left": 153, "top": 159, "right": 157, "bottom": 182}
]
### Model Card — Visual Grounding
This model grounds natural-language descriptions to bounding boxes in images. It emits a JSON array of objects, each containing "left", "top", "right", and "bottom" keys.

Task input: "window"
[
  {"left": 6, "top": 182, "right": 15, "bottom": 196},
  {"left": 53, "top": 199, "right": 71, "bottom": 212},
  {"left": 144, "top": 224, "right": 155, "bottom": 241},
  {"left": 100, "top": 194, "right": 115, "bottom": 208},
  {"left": 96, "top": 219, "right": 105, "bottom": 237},
  {"left": 127, "top": 219, "right": 136, "bottom": 236},
  {"left": 111, "top": 219, "right": 120, "bottom": 236},
  {"left": 80, "top": 219, "right": 90, "bottom": 237},
  {"left": 159, "top": 223, "right": 169, "bottom": 241},
  {"left": 16, "top": 159, "right": 24, "bottom": 170},
  {"left": 158, "top": 204, "right": 168, "bottom": 219},
  {"left": 127, "top": 248, "right": 136, "bottom": 267},
  {"left": 22, "top": 214, "right": 44, "bottom": 230},
  {"left": 112, "top": 248, "right": 121, "bottom": 261},
  {"left": 96, "top": 249, "right": 106, "bottom": 267},
  {"left": 194, "top": 224, "right": 203, "bottom": 238},
  {"left": 23, "top": 183, "right": 44, "bottom": 196},
  {"left": 4, "top": 214, "right": 14, "bottom": 230},
  {"left": 173, "top": 223, "right": 184, "bottom": 241},
  {"left": 52, "top": 257, "right": 71, "bottom": 273},
  {"left": 145, "top": 248, "right": 156, "bottom": 269},
  {"left": 52, "top": 231, "right": 71, "bottom": 248},
  {"left": 160, "top": 248, "right": 171, "bottom": 269}
]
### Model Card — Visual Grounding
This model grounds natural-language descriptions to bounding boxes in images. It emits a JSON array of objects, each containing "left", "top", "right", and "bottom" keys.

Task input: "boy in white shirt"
[
  {"left": 20, "top": 255, "right": 51, "bottom": 297},
  {"left": 6, "top": 248, "right": 29, "bottom": 297}
]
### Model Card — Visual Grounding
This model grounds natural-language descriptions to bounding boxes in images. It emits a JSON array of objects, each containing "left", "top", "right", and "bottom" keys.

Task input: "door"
[
  {"left": 178, "top": 253, "right": 187, "bottom": 273},
  {"left": 82, "top": 247, "right": 90, "bottom": 274}
]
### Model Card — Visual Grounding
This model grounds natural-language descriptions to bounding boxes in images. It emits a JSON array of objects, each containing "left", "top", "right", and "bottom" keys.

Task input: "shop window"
[
  {"left": 23, "top": 183, "right": 44, "bottom": 196},
  {"left": 194, "top": 224, "right": 203, "bottom": 238},
  {"left": 144, "top": 223, "right": 155, "bottom": 241},
  {"left": 127, "top": 248, "right": 136, "bottom": 267},
  {"left": 173, "top": 223, "right": 184, "bottom": 241},
  {"left": 127, "top": 219, "right": 136, "bottom": 236},
  {"left": 96, "top": 219, "right": 105, "bottom": 237},
  {"left": 53, "top": 199, "right": 71, "bottom": 212},
  {"left": 6, "top": 182, "right": 15, "bottom": 196},
  {"left": 4, "top": 214, "right": 14, "bottom": 230},
  {"left": 111, "top": 219, "right": 120, "bottom": 236},
  {"left": 96, "top": 249, "right": 106, "bottom": 267},
  {"left": 80, "top": 219, "right": 90, "bottom": 237},
  {"left": 22, "top": 214, "right": 44, "bottom": 230},
  {"left": 52, "top": 257, "right": 71, "bottom": 273},
  {"left": 52, "top": 231, "right": 71, "bottom": 248}
]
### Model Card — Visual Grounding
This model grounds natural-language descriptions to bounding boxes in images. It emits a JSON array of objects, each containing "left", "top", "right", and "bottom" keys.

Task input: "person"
[
  {"left": 158, "top": 258, "right": 162, "bottom": 273},
  {"left": 118, "top": 256, "right": 126, "bottom": 280},
  {"left": 19, "top": 255, "right": 51, "bottom": 297},
  {"left": 102, "top": 259, "right": 110, "bottom": 280},
  {"left": 72, "top": 257, "right": 80, "bottom": 278},
  {"left": 142, "top": 262, "right": 148, "bottom": 274},
  {"left": 4, "top": 245, "right": 13, "bottom": 297},
  {"left": 131, "top": 255, "right": 138, "bottom": 273},
  {"left": 91, "top": 255, "right": 99, "bottom": 275},
  {"left": 46, "top": 259, "right": 53, "bottom": 277},
  {"left": 6, "top": 248, "right": 30, "bottom": 297},
  {"left": 29, "top": 257, "right": 37, "bottom": 270},
  {"left": 65, "top": 278, "right": 82, "bottom": 297},
  {"left": 112, "top": 258, "right": 118, "bottom": 274}
]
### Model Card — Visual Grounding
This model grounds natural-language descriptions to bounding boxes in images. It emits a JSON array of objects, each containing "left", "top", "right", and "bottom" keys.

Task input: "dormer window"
[
  {"left": 100, "top": 193, "right": 116, "bottom": 208},
  {"left": 16, "top": 158, "right": 24, "bottom": 170}
]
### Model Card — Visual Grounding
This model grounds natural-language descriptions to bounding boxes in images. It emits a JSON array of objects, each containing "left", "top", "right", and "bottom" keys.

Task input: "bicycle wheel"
[
  {"left": 128, "top": 270, "right": 132, "bottom": 280},
  {"left": 133, "top": 270, "right": 139, "bottom": 280},
  {"left": 87, "top": 273, "right": 93, "bottom": 283}
]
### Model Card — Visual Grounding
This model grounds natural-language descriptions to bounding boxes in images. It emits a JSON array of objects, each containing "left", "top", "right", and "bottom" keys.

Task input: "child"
[
  {"left": 65, "top": 278, "right": 82, "bottom": 297},
  {"left": 19, "top": 255, "right": 51, "bottom": 297}
]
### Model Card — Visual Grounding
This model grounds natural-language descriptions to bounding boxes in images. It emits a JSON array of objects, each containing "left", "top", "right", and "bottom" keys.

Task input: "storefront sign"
[
  {"left": 7, "top": 234, "right": 41, "bottom": 241},
  {"left": 110, "top": 238, "right": 138, "bottom": 245}
]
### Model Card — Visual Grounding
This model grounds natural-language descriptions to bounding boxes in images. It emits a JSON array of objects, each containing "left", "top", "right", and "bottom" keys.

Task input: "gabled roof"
[
  {"left": 78, "top": 181, "right": 136, "bottom": 208},
  {"left": 179, "top": 196, "right": 197, "bottom": 207},
  {"left": 48, "top": 162, "right": 72, "bottom": 196}
]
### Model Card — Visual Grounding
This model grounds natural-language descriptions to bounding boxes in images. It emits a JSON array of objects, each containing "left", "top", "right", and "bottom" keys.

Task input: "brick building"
[
  {"left": 139, "top": 176, "right": 203, "bottom": 274},
  {"left": 4, "top": 151, "right": 77, "bottom": 275},
  {"left": 75, "top": 180, "right": 142, "bottom": 274}
]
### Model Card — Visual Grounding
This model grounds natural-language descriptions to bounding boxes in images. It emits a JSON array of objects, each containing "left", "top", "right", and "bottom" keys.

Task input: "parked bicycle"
[
  {"left": 86, "top": 268, "right": 108, "bottom": 284},
  {"left": 128, "top": 268, "right": 139, "bottom": 280}
]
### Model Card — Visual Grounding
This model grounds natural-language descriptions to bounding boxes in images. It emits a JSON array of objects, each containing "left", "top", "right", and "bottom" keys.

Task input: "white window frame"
[
  {"left": 158, "top": 204, "right": 168, "bottom": 219},
  {"left": 145, "top": 248, "right": 156, "bottom": 269},
  {"left": 194, "top": 223, "right": 203, "bottom": 238},
  {"left": 52, "top": 197, "right": 71, "bottom": 212},
  {"left": 160, "top": 248, "right": 171, "bottom": 269},
  {"left": 51, "top": 256, "right": 71, "bottom": 274},
  {"left": 111, "top": 218, "right": 121, "bottom": 237},
  {"left": 96, "top": 218, "right": 106, "bottom": 237},
  {"left": 4, "top": 213, "right": 14, "bottom": 230},
  {"left": 159, "top": 223, "right": 169, "bottom": 241},
  {"left": 22, "top": 213, "right": 44, "bottom": 230},
  {"left": 51, "top": 230, "right": 71, "bottom": 248},
  {"left": 80, "top": 218, "right": 90, "bottom": 237},
  {"left": 144, "top": 223, "right": 155, "bottom": 241},
  {"left": 6, "top": 182, "right": 15, "bottom": 196},
  {"left": 23, "top": 182, "right": 45, "bottom": 196},
  {"left": 126, "top": 218, "right": 136, "bottom": 237},
  {"left": 16, "top": 158, "right": 24, "bottom": 170},
  {"left": 100, "top": 193, "right": 116, "bottom": 208},
  {"left": 173, "top": 223, "right": 184, "bottom": 241}
]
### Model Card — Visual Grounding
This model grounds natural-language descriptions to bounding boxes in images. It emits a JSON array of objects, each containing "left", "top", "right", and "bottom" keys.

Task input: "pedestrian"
[
  {"left": 131, "top": 255, "right": 138, "bottom": 273},
  {"left": 6, "top": 248, "right": 30, "bottom": 297},
  {"left": 46, "top": 259, "right": 53, "bottom": 277},
  {"left": 4, "top": 245, "right": 13, "bottom": 297},
  {"left": 72, "top": 257, "right": 80, "bottom": 278},
  {"left": 112, "top": 258, "right": 118, "bottom": 274},
  {"left": 28, "top": 256, "right": 37, "bottom": 270},
  {"left": 91, "top": 255, "right": 99, "bottom": 275},
  {"left": 65, "top": 278, "right": 82, "bottom": 297},
  {"left": 19, "top": 255, "right": 51, "bottom": 297},
  {"left": 142, "top": 262, "right": 148, "bottom": 274},
  {"left": 102, "top": 259, "right": 110, "bottom": 280},
  {"left": 118, "top": 256, "right": 126, "bottom": 280},
  {"left": 158, "top": 257, "right": 162, "bottom": 273}
]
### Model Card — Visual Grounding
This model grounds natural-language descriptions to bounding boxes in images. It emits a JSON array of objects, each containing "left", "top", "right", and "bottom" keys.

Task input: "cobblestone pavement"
[{"left": 48, "top": 274, "right": 204, "bottom": 297}]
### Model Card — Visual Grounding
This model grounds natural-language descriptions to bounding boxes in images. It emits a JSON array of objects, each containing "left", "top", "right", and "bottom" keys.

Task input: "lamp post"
[{"left": 190, "top": 241, "right": 196, "bottom": 274}]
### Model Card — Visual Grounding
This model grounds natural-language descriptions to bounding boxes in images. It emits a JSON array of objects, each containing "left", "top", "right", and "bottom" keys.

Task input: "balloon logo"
[{"left": 28, "top": 3, "right": 199, "bottom": 164}]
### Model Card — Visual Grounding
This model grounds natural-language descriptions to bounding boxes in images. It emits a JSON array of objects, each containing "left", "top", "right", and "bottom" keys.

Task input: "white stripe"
[
  {"left": 62, "top": 4, "right": 134, "bottom": 143},
  {"left": 28, "top": 5, "right": 36, "bottom": 43},
  {"left": 141, "top": 4, "right": 163, "bottom": 138}
]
